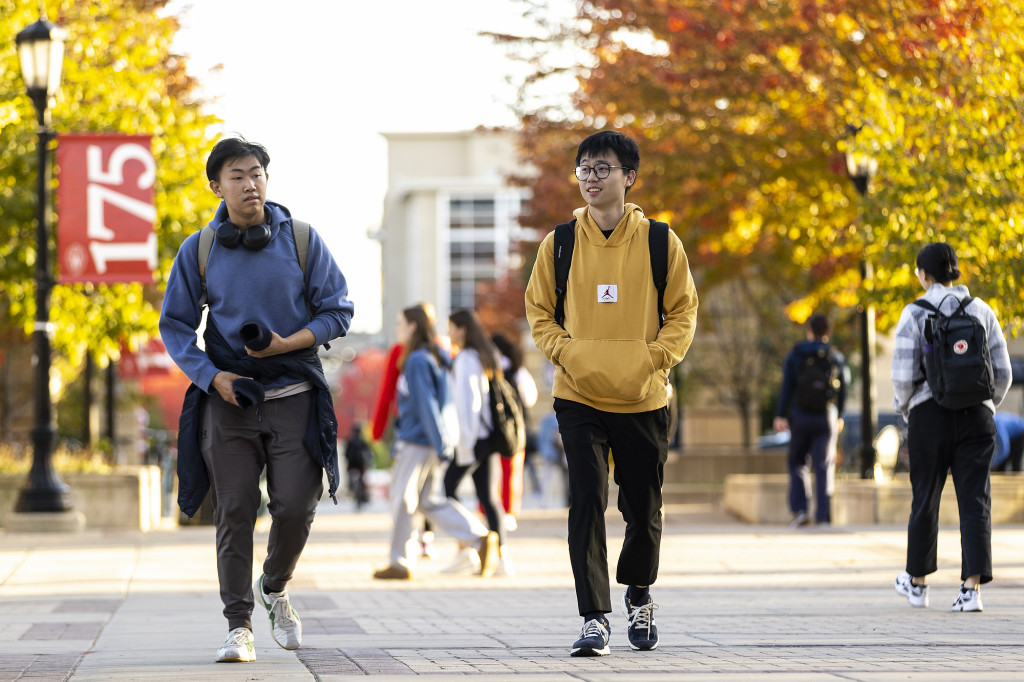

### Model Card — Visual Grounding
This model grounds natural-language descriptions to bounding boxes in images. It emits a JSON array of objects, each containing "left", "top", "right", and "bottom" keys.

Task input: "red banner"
[{"left": 56, "top": 133, "right": 156, "bottom": 284}]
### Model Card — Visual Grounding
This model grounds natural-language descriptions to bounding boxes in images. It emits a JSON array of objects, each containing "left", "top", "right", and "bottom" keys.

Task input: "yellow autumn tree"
[{"left": 1, "top": 0, "right": 218, "bottom": 436}]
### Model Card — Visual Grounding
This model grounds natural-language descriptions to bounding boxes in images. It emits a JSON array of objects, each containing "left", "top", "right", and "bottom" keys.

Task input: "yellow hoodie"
[{"left": 525, "top": 204, "right": 699, "bottom": 413}]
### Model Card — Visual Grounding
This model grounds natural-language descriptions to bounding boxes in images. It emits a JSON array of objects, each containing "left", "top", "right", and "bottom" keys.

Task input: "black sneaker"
[
  {"left": 622, "top": 590, "right": 659, "bottom": 651},
  {"left": 570, "top": 616, "right": 610, "bottom": 657}
]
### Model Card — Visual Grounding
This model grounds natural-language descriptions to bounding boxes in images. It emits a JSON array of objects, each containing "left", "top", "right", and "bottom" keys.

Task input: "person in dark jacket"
[
  {"left": 774, "top": 314, "right": 849, "bottom": 527},
  {"left": 159, "top": 136, "right": 353, "bottom": 663}
]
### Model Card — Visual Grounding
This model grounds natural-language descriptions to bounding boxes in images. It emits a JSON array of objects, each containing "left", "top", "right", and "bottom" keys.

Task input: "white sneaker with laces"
[
  {"left": 952, "top": 584, "right": 983, "bottom": 612},
  {"left": 442, "top": 547, "right": 481, "bottom": 574},
  {"left": 255, "top": 574, "right": 302, "bottom": 649},
  {"left": 894, "top": 571, "right": 929, "bottom": 608},
  {"left": 216, "top": 627, "right": 255, "bottom": 662}
]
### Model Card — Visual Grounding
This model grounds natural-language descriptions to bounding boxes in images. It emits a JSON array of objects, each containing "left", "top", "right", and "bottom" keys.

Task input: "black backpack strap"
[
  {"left": 648, "top": 220, "right": 670, "bottom": 329},
  {"left": 553, "top": 219, "right": 576, "bottom": 329},
  {"left": 912, "top": 299, "right": 938, "bottom": 313}
]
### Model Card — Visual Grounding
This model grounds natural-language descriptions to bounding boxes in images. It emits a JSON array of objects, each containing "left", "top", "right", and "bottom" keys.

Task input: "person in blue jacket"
[
  {"left": 372, "top": 305, "right": 498, "bottom": 581},
  {"left": 992, "top": 411, "right": 1024, "bottom": 472},
  {"left": 159, "top": 136, "right": 353, "bottom": 663},
  {"left": 773, "top": 314, "right": 848, "bottom": 527}
]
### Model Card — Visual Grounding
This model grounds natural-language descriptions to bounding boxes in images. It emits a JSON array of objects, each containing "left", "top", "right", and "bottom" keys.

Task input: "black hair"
[
  {"left": 916, "top": 242, "right": 961, "bottom": 284},
  {"left": 449, "top": 309, "right": 499, "bottom": 375},
  {"left": 575, "top": 131, "right": 640, "bottom": 193},
  {"left": 808, "top": 314, "right": 830, "bottom": 338},
  {"left": 491, "top": 332, "right": 522, "bottom": 376},
  {"left": 206, "top": 135, "right": 271, "bottom": 182}
]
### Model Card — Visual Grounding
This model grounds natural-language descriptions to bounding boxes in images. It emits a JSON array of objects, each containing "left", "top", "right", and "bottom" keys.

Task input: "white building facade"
[{"left": 375, "top": 129, "right": 533, "bottom": 343}]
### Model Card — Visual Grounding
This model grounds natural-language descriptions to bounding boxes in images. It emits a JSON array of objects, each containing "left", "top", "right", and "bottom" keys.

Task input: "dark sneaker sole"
[{"left": 570, "top": 646, "right": 610, "bottom": 657}]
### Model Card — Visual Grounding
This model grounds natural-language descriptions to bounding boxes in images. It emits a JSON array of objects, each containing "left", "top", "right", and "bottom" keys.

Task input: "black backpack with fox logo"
[
  {"left": 913, "top": 295, "right": 995, "bottom": 409},
  {"left": 794, "top": 346, "right": 840, "bottom": 413}
]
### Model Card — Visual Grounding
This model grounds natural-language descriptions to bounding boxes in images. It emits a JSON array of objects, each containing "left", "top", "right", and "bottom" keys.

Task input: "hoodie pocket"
[{"left": 560, "top": 338, "right": 656, "bottom": 404}]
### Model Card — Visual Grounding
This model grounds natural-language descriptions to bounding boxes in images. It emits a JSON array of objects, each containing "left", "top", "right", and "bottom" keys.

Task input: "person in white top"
[{"left": 443, "top": 309, "right": 513, "bottom": 576}]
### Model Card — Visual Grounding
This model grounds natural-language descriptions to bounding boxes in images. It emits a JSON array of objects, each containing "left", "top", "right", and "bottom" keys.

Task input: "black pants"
[
  {"left": 554, "top": 398, "right": 669, "bottom": 615},
  {"left": 444, "top": 440, "right": 506, "bottom": 546},
  {"left": 787, "top": 409, "right": 837, "bottom": 523},
  {"left": 906, "top": 400, "right": 995, "bottom": 584}
]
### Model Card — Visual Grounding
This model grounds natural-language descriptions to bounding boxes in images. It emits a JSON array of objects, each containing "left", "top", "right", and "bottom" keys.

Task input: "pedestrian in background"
[
  {"left": 891, "top": 242, "right": 1011, "bottom": 612},
  {"left": 443, "top": 309, "right": 510, "bottom": 577},
  {"left": 160, "top": 135, "right": 354, "bottom": 662},
  {"left": 372, "top": 305, "right": 498, "bottom": 581},
  {"left": 491, "top": 332, "right": 539, "bottom": 529},
  {"left": 773, "top": 314, "right": 848, "bottom": 527},
  {"left": 344, "top": 421, "right": 373, "bottom": 510},
  {"left": 525, "top": 130, "right": 699, "bottom": 656},
  {"left": 369, "top": 302, "right": 442, "bottom": 558},
  {"left": 992, "top": 411, "right": 1024, "bottom": 472}
]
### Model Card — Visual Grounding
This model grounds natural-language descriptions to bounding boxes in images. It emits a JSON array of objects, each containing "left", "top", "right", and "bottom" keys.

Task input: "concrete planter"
[
  {"left": 724, "top": 473, "right": 1024, "bottom": 525},
  {"left": 0, "top": 465, "right": 163, "bottom": 531}
]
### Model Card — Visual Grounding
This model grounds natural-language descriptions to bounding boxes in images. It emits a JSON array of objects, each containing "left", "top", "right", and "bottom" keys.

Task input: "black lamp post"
[
  {"left": 845, "top": 125, "right": 879, "bottom": 480},
  {"left": 14, "top": 15, "right": 71, "bottom": 513}
]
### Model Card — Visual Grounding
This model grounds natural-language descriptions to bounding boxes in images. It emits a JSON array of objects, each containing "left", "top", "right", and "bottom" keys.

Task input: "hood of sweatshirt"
[{"left": 572, "top": 203, "right": 647, "bottom": 246}]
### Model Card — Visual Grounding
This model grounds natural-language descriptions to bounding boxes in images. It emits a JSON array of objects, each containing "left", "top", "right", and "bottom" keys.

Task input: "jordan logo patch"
[{"left": 598, "top": 285, "right": 618, "bottom": 302}]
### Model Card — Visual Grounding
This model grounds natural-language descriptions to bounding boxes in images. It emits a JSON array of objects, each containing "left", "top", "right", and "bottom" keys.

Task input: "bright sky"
[{"left": 165, "top": 0, "right": 550, "bottom": 334}]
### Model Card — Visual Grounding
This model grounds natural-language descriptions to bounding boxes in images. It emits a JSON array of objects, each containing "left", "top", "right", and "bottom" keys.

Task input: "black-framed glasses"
[{"left": 574, "top": 163, "right": 631, "bottom": 180}]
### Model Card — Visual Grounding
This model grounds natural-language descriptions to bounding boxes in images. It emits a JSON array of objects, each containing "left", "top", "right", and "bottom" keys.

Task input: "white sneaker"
[
  {"left": 216, "top": 627, "right": 255, "bottom": 662},
  {"left": 503, "top": 514, "right": 518, "bottom": 532},
  {"left": 495, "top": 554, "right": 516, "bottom": 577},
  {"left": 442, "top": 547, "right": 481, "bottom": 574},
  {"left": 952, "top": 584, "right": 983, "bottom": 612},
  {"left": 255, "top": 574, "right": 302, "bottom": 649},
  {"left": 894, "top": 571, "right": 929, "bottom": 608}
]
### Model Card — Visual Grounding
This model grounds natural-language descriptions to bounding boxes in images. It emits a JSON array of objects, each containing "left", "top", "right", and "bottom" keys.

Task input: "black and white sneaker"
[
  {"left": 570, "top": 616, "right": 610, "bottom": 657},
  {"left": 622, "top": 591, "right": 659, "bottom": 651}
]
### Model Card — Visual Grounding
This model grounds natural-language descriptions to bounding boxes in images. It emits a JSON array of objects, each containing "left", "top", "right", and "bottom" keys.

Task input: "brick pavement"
[{"left": 1, "top": 500, "right": 1023, "bottom": 681}]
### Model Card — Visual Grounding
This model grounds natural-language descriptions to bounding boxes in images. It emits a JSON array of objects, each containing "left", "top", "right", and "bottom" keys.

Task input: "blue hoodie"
[{"left": 160, "top": 200, "right": 354, "bottom": 392}]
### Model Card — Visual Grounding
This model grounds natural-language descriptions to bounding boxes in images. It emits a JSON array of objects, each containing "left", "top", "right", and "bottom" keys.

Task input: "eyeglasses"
[{"left": 574, "top": 163, "right": 631, "bottom": 180}]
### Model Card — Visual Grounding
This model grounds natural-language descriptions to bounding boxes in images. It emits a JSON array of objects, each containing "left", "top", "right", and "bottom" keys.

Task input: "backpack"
[
  {"left": 912, "top": 295, "right": 995, "bottom": 409},
  {"left": 488, "top": 372, "right": 527, "bottom": 459},
  {"left": 553, "top": 218, "right": 670, "bottom": 329},
  {"left": 794, "top": 346, "right": 840, "bottom": 413}
]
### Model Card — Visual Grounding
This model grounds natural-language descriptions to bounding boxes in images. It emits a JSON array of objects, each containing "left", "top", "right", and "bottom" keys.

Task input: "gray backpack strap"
[
  {"left": 292, "top": 219, "right": 310, "bottom": 277},
  {"left": 197, "top": 225, "right": 215, "bottom": 307}
]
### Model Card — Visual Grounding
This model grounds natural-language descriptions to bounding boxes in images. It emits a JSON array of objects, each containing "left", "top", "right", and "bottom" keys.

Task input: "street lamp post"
[
  {"left": 845, "top": 127, "right": 879, "bottom": 480},
  {"left": 14, "top": 15, "right": 71, "bottom": 513}
]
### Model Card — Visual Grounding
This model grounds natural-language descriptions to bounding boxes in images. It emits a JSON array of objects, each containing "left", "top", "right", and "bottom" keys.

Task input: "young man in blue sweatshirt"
[{"left": 159, "top": 136, "right": 353, "bottom": 662}]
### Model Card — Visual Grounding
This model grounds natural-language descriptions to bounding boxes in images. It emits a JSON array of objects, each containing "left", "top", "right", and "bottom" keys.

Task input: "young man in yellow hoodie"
[{"left": 525, "top": 130, "right": 699, "bottom": 656}]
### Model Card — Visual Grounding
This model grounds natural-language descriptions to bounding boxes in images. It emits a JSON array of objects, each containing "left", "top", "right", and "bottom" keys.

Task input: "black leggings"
[{"left": 444, "top": 440, "right": 505, "bottom": 546}]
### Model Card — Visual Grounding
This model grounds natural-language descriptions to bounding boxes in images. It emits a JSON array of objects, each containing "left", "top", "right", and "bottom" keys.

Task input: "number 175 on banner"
[{"left": 57, "top": 134, "right": 157, "bottom": 284}]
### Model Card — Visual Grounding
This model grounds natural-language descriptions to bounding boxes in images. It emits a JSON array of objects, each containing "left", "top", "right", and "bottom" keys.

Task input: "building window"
[{"left": 449, "top": 198, "right": 495, "bottom": 229}]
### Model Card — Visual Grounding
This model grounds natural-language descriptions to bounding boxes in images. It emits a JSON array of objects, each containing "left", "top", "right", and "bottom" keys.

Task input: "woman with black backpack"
[
  {"left": 443, "top": 309, "right": 513, "bottom": 577},
  {"left": 891, "top": 242, "right": 1012, "bottom": 612}
]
